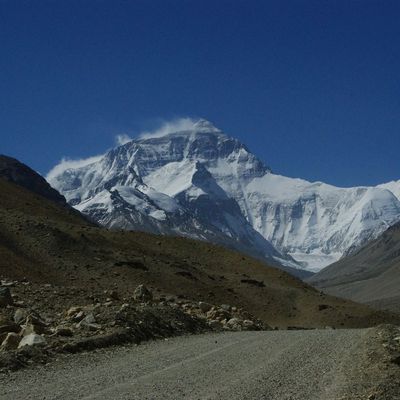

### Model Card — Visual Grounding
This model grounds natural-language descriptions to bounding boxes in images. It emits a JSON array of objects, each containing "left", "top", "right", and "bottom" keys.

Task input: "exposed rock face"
[{"left": 48, "top": 119, "right": 400, "bottom": 272}]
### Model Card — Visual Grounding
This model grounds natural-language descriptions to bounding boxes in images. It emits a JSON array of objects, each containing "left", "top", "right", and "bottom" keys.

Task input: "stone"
[
  {"left": 82, "top": 313, "right": 96, "bottom": 324},
  {"left": 78, "top": 313, "right": 101, "bottom": 331},
  {"left": 0, "top": 287, "right": 13, "bottom": 307},
  {"left": 206, "top": 309, "right": 230, "bottom": 321},
  {"left": 198, "top": 302, "right": 212, "bottom": 313},
  {"left": 20, "top": 324, "right": 36, "bottom": 337},
  {"left": 133, "top": 285, "right": 153, "bottom": 302},
  {"left": 0, "top": 280, "right": 16, "bottom": 287},
  {"left": 226, "top": 318, "right": 243, "bottom": 330},
  {"left": 208, "top": 320, "right": 222, "bottom": 329},
  {"left": 78, "top": 321, "right": 101, "bottom": 331},
  {"left": 1, "top": 332, "right": 20, "bottom": 350},
  {"left": 243, "top": 320, "right": 256, "bottom": 329},
  {"left": 20, "top": 314, "right": 48, "bottom": 336},
  {"left": 27, "top": 313, "right": 47, "bottom": 327},
  {"left": 72, "top": 311, "right": 85, "bottom": 322},
  {"left": 66, "top": 306, "right": 82, "bottom": 318},
  {"left": 18, "top": 333, "right": 46, "bottom": 348},
  {"left": 220, "top": 304, "right": 231, "bottom": 312},
  {"left": 14, "top": 308, "right": 28, "bottom": 325}
]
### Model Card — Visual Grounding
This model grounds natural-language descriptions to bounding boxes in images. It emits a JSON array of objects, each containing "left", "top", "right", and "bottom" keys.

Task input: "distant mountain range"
[
  {"left": 308, "top": 221, "right": 400, "bottom": 313},
  {"left": 47, "top": 119, "right": 400, "bottom": 273}
]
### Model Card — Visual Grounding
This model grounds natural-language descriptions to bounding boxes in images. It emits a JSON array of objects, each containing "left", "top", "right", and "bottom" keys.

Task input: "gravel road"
[{"left": 0, "top": 329, "right": 376, "bottom": 400}]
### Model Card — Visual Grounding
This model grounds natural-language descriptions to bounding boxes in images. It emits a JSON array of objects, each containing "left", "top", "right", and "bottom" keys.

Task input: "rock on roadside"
[{"left": 18, "top": 334, "right": 46, "bottom": 349}]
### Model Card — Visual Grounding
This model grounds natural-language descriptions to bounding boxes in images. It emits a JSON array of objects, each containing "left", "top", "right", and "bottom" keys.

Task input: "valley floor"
[{"left": 2, "top": 327, "right": 399, "bottom": 400}]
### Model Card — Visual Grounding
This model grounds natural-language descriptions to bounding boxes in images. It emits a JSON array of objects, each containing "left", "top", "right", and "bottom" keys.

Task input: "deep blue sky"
[{"left": 1, "top": 0, "right": 400, "bottom": 186}]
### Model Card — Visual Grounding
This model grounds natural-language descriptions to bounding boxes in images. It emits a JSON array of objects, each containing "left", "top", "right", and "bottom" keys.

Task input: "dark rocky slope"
[{"left": 0, "top": 155, "right": 67, "bottom": 205}]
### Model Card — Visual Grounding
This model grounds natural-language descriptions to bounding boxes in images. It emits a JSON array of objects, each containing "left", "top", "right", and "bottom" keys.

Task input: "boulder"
[
  {"left": 1, "top": 332, "right": 20, "bottom": 350},
  {"left": 206, "top": 309, "right": 230, "bottom": 321},
  {"left": 243, "top": 320, "right": 256, "bottom": 330},
  {"left": 0, "top": 287, "right": 13, "bottom": 307},
  {"left": 18, "top": 333, "right": 46, "bottom": 348},
  {"left": 133, "top": 285, "right": 153, "bottom": 303},
  {"left": 20, "top": 323, "right": 37, "bottom": 337},
  {"left": 226, "top": 318, "right": 243, "bottom": 331},
  {"left": 220, "top": 304, "right": 231, "bottom": 312},
  {"left": 77, "top": 313, "right": 101, "bottom": 331},
  {"left": 20, "top": 314, "right": 48, "bottom": 336},
  {"left": 66, "top": 306, "right": 82, "bottom": 318},
  {"left": 13, "top": 308, "right": 28, "bottom": 325},
  {"left": 208, "top": 320, "right": 222, "bottom": 329},
  {"left": 82, "top": 313, "right": 96, "bottom": 324},
  {"left": 72, "top": 310, "right": 85, "bottom": 322}
]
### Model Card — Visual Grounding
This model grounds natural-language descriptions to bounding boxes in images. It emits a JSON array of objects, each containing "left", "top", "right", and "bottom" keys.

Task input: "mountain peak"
[{"left": 192, "top": 119, "right": 221, "bottom": 133}]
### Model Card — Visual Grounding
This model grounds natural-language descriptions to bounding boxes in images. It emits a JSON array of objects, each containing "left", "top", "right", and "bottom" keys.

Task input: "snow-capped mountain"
[{"left": 47, "top": 119, "right": 400, "bottom": 273}]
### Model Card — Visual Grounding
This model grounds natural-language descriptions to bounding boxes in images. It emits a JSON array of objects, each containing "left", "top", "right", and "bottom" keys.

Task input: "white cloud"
[
  {"left": 115, "top": 133, "right": 132, "bottom": 146},
  {"left": 138, "top": 117, "right": 199, "bottom": 139},
  {"left": 46, "top": 154, "right": 104, "bottom": 182}
]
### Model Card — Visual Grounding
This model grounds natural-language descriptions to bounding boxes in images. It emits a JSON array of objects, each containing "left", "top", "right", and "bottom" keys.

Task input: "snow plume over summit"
[
  {"left": 46, "top": 154, "right": 104, "bottom": 182},
  {"left": 47, "top": 119, "right": 400, "bottom": 274},
  {"left": 115, "top": 133, "right": 133, "bottom": 146},
  {"left": 138, "top": 118, "right": 221, "bottom": 139}
]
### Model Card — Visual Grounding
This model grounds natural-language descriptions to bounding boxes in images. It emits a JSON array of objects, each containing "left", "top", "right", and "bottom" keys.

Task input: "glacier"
[{"left": 47, "top": 119, "right": 400, "bottom": 273}]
